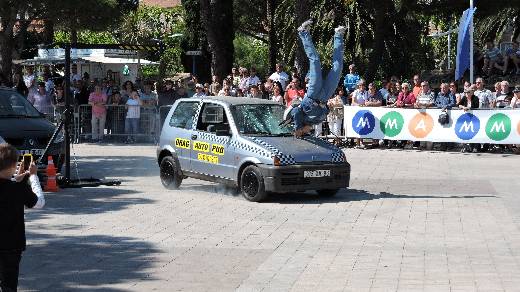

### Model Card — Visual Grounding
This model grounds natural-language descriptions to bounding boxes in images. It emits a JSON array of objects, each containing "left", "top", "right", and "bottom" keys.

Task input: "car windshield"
[
  {"left": 0, "top": 90, "right": 42, "bottom": 117},
  {"left": 230, "top": 104, "right": 293, "bottom": 136}
]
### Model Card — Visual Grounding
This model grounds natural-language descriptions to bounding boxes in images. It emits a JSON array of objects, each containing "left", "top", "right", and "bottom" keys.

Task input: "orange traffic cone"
[{"left": 45, "top": 155, "right": 58, "bottom": 192}]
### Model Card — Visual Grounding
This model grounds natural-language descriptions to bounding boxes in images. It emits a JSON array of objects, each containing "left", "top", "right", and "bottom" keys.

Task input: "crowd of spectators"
[
  {"left": 5, "top": 51, "right": 520, "bottom": 152},
  {"left": 8, "top": 64, "right": 199, "bottom": 143}
]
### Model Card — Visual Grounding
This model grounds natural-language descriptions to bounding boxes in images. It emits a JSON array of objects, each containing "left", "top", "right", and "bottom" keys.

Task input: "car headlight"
[{"left": 53, "top": 130, "right": 65, "bottom": 144}]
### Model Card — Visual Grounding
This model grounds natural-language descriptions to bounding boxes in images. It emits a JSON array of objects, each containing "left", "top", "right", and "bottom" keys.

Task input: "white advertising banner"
[{"left": 343, "top": 106, "right": 520, "bottom": 144}]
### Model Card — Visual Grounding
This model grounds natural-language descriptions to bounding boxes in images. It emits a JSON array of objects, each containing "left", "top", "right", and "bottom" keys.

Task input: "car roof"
[
  {"left": 184, "top": 96, "right": 281, "bottom": 106},
  {"left": 0, "top": 86, "right": 15, "bottom": 92}
]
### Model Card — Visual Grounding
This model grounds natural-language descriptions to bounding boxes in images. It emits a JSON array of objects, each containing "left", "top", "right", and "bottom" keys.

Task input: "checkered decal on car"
[
  {"left": 196, "top": 131, "right": 230, "bottom": 144},
  {"left": 277, "top": 154, "right": 296, "bottom": 165},
  {"left": 247, "top": 137, "right": 296, "bottom": 166},
  {"left": 230, "top": 140, "right": 272, "bottom": 158},
  {"left": 300, "top": 136, "right": 345, "bottom": 164},
  {"left": 190, "top": 102, "right": 204, "bottom": 131},
  {"left": 331, "top": 151, "right": 346, "bottom": 163}
]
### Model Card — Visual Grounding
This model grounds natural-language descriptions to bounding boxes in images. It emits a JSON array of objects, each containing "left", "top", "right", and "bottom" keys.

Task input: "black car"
[{"left": 0, "top": 86, "right": 64, "bottom": 172}]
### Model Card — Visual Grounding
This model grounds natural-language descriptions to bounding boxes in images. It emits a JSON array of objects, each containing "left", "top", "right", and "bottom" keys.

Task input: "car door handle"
[{"left": 191, "top": 134, "right": 197, "bottom": 140}]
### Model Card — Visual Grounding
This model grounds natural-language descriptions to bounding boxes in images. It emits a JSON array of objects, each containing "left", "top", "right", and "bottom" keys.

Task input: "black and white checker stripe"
[
  {"left": 196, "top": 131, "right": 230, "bottom": 145},
  {"left": 230, "top": 140, "right": 272, "bottom": 158},
  {"left": 331, "top": 152, "right": 346, "bottom": 163},
  {"left": 300, "top": 136, "right": 346, "bottom": 164},
  {"left": 190, "top": 102, "right": 204, "bottom": 131},
  {"left": 248, "top": 137, "right": 296, "bottom": 166}
]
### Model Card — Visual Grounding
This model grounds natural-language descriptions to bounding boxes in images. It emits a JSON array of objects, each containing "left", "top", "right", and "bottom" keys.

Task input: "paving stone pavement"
[{"left": 18, "top": 144, "right": 520, "bottom": 291}]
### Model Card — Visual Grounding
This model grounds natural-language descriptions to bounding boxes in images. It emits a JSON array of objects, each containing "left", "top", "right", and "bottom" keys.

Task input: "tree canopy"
[{"left": 1, "top": 0, "right": 518, "bottom": 83}]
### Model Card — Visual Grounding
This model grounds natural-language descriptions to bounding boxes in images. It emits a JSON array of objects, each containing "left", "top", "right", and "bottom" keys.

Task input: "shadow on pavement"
[
  {"left": 26, "top": 187, "right": 154, "bottom": 220},
  {"left": 264, "top": 188, "right": 496, "bottom": 204},
  {"left": 20, "top": 233, "right": 160, "bottom": 291},
  {"left": 174, "top": 184, "right": 496, "bottom": 204},
  {"left": 66, "top": 156, "right": 158, "bottom": 180}
]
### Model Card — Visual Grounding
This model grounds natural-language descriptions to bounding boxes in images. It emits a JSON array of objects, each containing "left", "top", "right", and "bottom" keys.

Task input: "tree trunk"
[
  {"left": 0, "top": 14, "right": 16, "bottom": 85},
  {"left": 0, "top": 33, "right": 14, "bottom": 84},
  {"left": 199, "top": 0, "right": 234, "bottom": 81},
  {"left": 267, "top": 0, "right": 278, "bottom": 72},
  {"left": 71, "top": 29, "right": 78, "bottom": 44},
  {"left": 43, "top": 19, "right": 54, "bottom": 44},
  {"left": 294, "top": 0, "right": 311, "bottom": 76},
  {"left": 365, "top": 0, "right": 390, "bottom": 82},
  {"left": 181, "top": 0, "right": 212, "bottom": 83}
]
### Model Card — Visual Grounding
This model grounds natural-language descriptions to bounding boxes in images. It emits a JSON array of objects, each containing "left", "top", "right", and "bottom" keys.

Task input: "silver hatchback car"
[{"left": 157, "top": 96, "right": 350, "bottom": 202}]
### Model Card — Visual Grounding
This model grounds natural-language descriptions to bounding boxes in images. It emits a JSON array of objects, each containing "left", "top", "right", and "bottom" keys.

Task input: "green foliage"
[
  {"left": 233, "top": 35, "right": 269, "bottom": 77},
  {"left": 46, "top": 0, "right": 137, "bottom": 32},
  {"left": 115, "top": 5, "right": 186, "bottom": 77},
  {"left": 53, "top": 30, "right": 117, "bottom": 44}
]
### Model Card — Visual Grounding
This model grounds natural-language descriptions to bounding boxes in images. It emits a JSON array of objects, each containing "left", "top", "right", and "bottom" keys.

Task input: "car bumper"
[{"left": 259, "top": 162, "right": 351, "bottom": 193}]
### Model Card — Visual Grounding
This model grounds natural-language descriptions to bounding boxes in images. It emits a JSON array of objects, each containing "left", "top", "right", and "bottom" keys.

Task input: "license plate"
[
  {"left": 304, "top": 170, "right": 331, "bottom": 178},
  {"left": 31, "top": 149, "right": 44, "bottom": 156}
]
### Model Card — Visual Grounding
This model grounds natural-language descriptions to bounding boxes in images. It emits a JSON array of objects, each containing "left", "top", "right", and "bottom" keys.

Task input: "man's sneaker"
[
  {"left": 298, "top": 19, "right": 313, "bottom": 32},
  {"left": 335, "top": 26, "right": 346, "bottom": 35}
]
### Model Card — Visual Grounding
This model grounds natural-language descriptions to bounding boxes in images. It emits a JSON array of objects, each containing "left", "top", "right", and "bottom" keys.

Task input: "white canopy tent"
[{"left": 16, "top": 48, "right": 158, "bottom": 85}]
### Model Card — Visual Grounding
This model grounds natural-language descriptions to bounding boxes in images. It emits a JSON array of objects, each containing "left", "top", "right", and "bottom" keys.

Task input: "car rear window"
[{"left": 169, "top": 101, "right": 199, "bottom": 129}]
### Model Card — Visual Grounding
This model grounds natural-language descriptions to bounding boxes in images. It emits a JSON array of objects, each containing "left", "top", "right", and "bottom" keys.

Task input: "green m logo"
[
  {"left": 380, "top": 111, "right": 404, "bottom": 137},
  {"left": 485, "top": 113, "right": 511, "bottom": 141}
]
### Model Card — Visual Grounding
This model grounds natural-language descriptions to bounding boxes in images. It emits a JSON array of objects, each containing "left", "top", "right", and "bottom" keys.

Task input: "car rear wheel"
[
  {"left": 160, "top": 156, "right": 183, "bottom": 190},
  {"left": 316, "top": 189, "right": 340, "bottom": 197},
  {"left": 240, "top": 165, "right": 268, "bottom": 202}
]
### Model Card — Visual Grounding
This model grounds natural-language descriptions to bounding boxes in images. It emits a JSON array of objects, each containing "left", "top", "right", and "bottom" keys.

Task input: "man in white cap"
[{"left": 193, "top": 83, "right": 206, "bottom": 98}]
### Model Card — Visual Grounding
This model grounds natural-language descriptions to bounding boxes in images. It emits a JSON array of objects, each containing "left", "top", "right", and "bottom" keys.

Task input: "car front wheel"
[
  {"left": 240, "top": 165, "right": 267, "bottom": 202},
  {"left": 160, "top": 156, "right": 183, "bottom": 190}
]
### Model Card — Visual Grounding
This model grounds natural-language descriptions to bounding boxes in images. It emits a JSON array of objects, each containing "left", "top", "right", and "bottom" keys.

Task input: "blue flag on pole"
[{"left": 455, "top": 7, "right": 476, "bottom": 80}]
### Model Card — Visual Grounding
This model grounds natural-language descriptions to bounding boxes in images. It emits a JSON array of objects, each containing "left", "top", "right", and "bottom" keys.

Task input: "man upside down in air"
[{"left": 284, "top": 19, "right": 346, "bottom": 137}]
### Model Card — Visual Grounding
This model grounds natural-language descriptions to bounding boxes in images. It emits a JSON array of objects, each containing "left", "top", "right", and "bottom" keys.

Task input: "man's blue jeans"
[{"left": 292, "top": 30, "right": 345, "bottom": 130}]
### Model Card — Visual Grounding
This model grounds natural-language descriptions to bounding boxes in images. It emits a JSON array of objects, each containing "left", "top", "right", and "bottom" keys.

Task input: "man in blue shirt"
[
  {"left": 378, "top": 80, "right": 391, "bottom": 106},
  {"left": 284, "top": 20, "right": 346, "bottom": 137},
  {"left": 343, "top": 64, "right": 360, "bottom": 94},
  {"left": 434, "top": 83, "right": 456, "bottom": 151},
  {"left": 434, "top": 83, "right": 456, "bottom": 109}
]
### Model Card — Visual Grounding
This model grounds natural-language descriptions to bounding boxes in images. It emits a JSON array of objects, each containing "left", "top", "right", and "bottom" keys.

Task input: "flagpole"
[{"left": 469, "top": 0, "right": 474, "bottom": 83}]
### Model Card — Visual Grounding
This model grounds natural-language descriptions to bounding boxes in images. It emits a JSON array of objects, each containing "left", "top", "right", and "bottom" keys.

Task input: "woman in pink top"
[
  {"left": 88, "top": 84, "right": 108, "bottom": 142},
  {"left": 284, "top": 77, "right": 305, "bottom": 107}
]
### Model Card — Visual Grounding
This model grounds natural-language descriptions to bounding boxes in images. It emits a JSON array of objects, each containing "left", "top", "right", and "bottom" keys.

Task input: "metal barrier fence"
[{"left": 38, "top": 105, "right": 175, "bottom": 143}]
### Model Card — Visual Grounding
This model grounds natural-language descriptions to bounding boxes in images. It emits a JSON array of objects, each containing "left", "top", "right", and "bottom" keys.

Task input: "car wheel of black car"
[
  {"left": 240, "top": 165, "right": 267, "bottom": 202},
  {"left": 160, "top": 156, "right": 183, "bottom": 190},
  {"left": 316, "top": 189, "right": 340, "bottom": 197}
]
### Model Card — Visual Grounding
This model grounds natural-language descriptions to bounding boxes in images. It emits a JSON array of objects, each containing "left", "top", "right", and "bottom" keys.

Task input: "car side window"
[
  {"left": 196, "top": 103, "right": 228, "bottom": 133},
  {"left": 169, "top": 101, "right": 199, "bottom": 129}
]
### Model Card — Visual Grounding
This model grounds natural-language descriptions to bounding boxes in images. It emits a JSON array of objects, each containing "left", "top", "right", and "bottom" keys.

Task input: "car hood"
[
  {"left": 0, "top": 117, "right": 55, "bottom": 139},
  {"left": 246, "top": 136, "right": 344, "bottom": 164}
]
